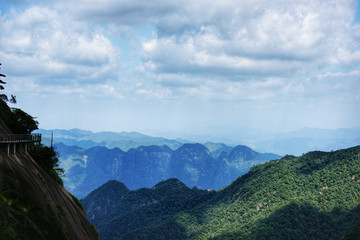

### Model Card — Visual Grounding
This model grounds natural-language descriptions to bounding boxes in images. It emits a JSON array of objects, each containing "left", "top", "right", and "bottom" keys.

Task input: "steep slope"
[
  {"left": 83, "top": 145, "right": 360, "bottom": 240},
  {"left": 0, "top": 102, "right": 98, "bottom": 239},
  {"left": 0, "top": 148, "right": 99, "bottom": 239}
]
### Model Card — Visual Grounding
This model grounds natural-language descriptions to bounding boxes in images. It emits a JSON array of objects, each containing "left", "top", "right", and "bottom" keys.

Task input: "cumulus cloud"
[
  {"left": 58, "top": 0, "right": 181, "bottom": 25},
  {"left": 1, "top": 0, "right": 359, "bottom": 104},
  {"left": 0, "top": 6, "right": 120, "bottom": 89},
  {"left": 0, "top": 0, "right": 358, "bottom": 133},
  {"left": 141, "top": 0, "right": 359, "bottom": 80}
]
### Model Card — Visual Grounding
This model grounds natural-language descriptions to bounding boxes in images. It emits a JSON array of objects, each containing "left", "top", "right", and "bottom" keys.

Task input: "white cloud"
[
  {"left": 136, "top": 88, "right": 171, "bottom": 99},
  {"left": 58, "top": 0, "right": 182, "bottom": 25},
  {"left": 2, "top": 0, "right": 358, "bottom": 98},
  {"left": 140, "top": 0, "right": 359, "bottom": 81},
  {"left": 0, "top": 6, "right": 120, "bottom": 88},
  {"left": 317, "top": 70, "right": 360, "bottom": 80},
  {"left": 1, "top": 0, "right": 359, "bottom": 133}
]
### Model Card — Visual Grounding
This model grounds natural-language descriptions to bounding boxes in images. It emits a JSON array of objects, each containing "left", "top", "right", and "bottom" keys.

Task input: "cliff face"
[
  {"left": 0, "top": 149, "right": 99, "bottom": 239},
  {"left": 0, "top": 122, "right": 98, "bottom": 239}
]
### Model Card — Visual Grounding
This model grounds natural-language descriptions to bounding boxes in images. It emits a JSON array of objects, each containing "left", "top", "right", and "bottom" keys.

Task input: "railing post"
[{"left": 0, "top": 134, "right": 41, "bottom": 153}]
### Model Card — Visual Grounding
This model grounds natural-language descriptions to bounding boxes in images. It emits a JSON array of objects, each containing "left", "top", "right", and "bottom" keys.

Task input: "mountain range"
[
  {"left": 56, "top": 142, "right": 280, "bottom": 198},
  {"left": 35, "top": 127, "right": 360, "bottom": 156},
  {"left": 81, "top": 145, "right": 360, "bottom": 240},
  {"left": 36, "top": 128, "right": 185, "bottom": 151},
  {"left": 34, "top": 127, "right": 360, "bottom": 199}
]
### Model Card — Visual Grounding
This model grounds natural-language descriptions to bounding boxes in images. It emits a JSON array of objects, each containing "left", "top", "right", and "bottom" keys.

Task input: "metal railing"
[{"left": 0, "top": 133, "right": 41, "bottom": 143}]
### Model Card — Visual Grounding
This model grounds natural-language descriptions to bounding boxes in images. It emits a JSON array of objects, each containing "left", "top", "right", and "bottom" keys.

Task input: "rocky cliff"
[{"left": 0, "top": 119, "right": 99, "bottom": 239}]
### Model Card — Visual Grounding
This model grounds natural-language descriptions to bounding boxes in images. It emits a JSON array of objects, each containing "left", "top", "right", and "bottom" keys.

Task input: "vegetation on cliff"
[
  {"left": 0, "top": 65, "right": 98, "bottom": 239},
  {"left": 0, "top": 79, "right": 63, "bottom": 186}
]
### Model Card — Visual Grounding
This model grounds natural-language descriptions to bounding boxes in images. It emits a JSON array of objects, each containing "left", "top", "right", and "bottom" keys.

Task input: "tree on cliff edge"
[
  {"left": 0, "top": 63, "right": 38, "bottom": 134},
  {"left": 0, "top": 63, "right": 16, "bottom": 104}
]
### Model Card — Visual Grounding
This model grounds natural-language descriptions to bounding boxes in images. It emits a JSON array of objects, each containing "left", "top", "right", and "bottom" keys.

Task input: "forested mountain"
[
  {"left": 81, "top": 178, "right": 215, "bottom": 239},
  {"left": 82, "top": 146, "right": 360, "bottom": 240},
  {"left": 60, "top": 142, "right": 280, "bottom": 198}
]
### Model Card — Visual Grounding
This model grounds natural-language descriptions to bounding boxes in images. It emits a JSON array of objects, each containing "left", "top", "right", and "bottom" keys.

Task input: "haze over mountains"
[
  {"left": 36, "top": 127, "right": 360, "bottom": 156},
  {"left": 34, "top": 128, "right": 360, "bottom": 198},
  {"left": 53, "top": 141, "right": 280, "bottom": 198},
  {"left": 36, "top": 128, "right": 185, "bottom": 151}
]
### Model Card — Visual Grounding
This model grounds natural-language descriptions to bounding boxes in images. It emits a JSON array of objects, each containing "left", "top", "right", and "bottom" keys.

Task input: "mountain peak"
[
  {"left": 152, "top": 178, "right": 188, "bottom": 190},
  {"left": 176, "top": 143, "right": 210, "bottom": 153},
  {"left": 229, "top": 145, "right": 260, "bottom": 160},
  {"left": 96, "top": 180, "right": 129, "bottom": 194}
]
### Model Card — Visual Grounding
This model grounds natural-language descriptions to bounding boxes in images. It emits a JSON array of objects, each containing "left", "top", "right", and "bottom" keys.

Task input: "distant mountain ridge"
[
  {"left": 36, "top": 127, "right": 360, "bottom": 156},
  {"left": 56, "top": 141, "right": 281, "bottom": 198},
  {"left": 36, "top": 129, "right": 281, "bottom": 198},
  {"left": 36, "top": 128, "right": 185, "bottom": 151}
]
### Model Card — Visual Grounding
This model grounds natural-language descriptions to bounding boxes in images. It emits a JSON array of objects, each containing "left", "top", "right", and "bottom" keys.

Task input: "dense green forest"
[
  {"left": 82, "top": 178, "right": 216, "bottom": 239},
  {"left": 83, "top": 146, "right": 360, "bottom": 240}
]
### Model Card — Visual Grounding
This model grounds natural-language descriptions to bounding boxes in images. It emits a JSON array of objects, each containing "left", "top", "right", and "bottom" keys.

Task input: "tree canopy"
[
  {"left": 0, "top": 63, "right": 16, "bottom": 104},
  {"left": 10, "top": 108, "right": 39, "bottom": 134},
  {"left": 0, "top": 63, "right": 37, "bottom": 134}
]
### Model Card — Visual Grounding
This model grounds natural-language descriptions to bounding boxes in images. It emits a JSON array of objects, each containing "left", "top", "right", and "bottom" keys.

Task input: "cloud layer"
[
  {"left": 0, "top": 0, "right": 359, "bottom": 133},
  {"left": 1, "top": 5, "right": 119, "bottom": 91}
]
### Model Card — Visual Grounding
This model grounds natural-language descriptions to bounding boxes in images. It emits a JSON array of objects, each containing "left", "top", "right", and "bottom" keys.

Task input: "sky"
[{"left": 0, "top": 0, "right": 359, "bottom": 141}]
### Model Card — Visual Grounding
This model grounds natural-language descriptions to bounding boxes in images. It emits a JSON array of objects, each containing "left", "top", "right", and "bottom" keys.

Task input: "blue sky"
[{"left": 0, "top": 0, "right": 359, "bottom": 141}]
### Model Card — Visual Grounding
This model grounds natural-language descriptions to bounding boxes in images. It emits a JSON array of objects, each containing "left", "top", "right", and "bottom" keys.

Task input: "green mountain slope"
[
  {"left": 83, "top": 145, "right": 360, "bottom": 240},
  {"left": 82, "top": 178, "right": 216, "bottom": 239},
  {"left": 177, "top": 146, "right": 360, "bottom": 239}
]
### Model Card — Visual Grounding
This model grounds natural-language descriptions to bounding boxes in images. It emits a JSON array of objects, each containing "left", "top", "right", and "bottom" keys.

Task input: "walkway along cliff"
[{"left": 0, "top": 133, "right": 41, "bottom": 155}]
